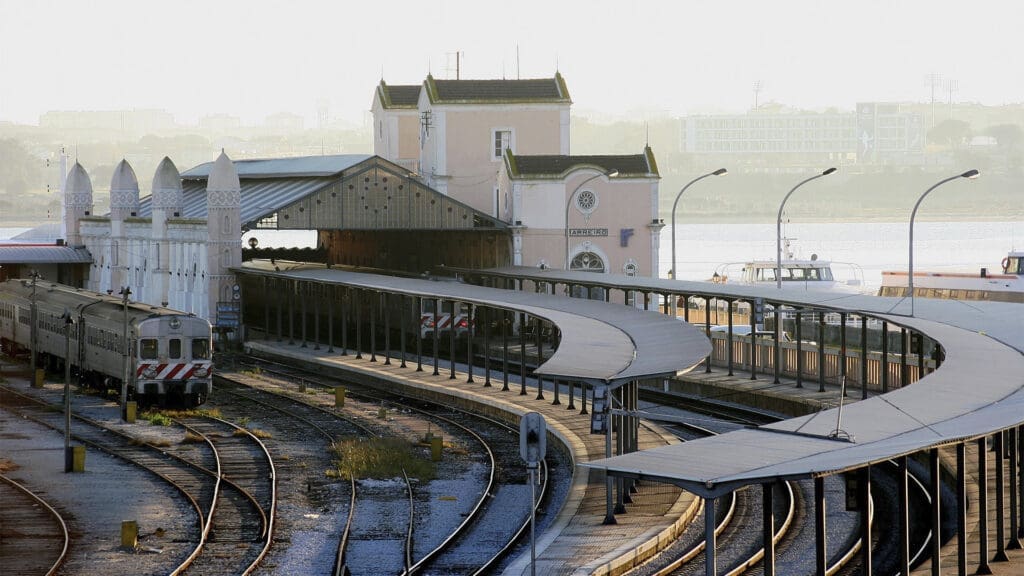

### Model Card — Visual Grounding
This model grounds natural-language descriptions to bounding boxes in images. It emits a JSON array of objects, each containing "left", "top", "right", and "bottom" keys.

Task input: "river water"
[{"left": 5, "top": 221, "right": 1020, "bottom": 291}]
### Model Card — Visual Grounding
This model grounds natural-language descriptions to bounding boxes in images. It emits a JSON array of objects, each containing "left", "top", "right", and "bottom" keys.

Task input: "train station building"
[{"left": 46, "top": 72, "right": 664, "bottom": 328}]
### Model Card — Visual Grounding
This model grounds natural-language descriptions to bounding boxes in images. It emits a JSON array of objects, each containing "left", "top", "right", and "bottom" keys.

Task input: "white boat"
[
  {"left": 712, "top": 239, "right": 865, "bottom": 293},
  {"left": 879, "top": 251, "right": 1024, "bottom": 304}
]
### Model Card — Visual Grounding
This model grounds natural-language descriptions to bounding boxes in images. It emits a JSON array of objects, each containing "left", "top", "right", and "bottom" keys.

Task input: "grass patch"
[
  {"left": 237, "top": 428, "right": 272, "bottom": 439},
  {"left": 333, "top": 437, "right": 436, "bottom": 481},
  {"left": 236, "top": 416, "right": 250, "bottom": 427},
  {"left": 0, "top": 458, "right": 19, "bottom": 473},
  {"left": 141, "top": 411, "right": 173, "bottom": 426},
  {"left": 182, "top": 431, "right": 205, "bottom": 444},
  {"left": 241, "top": 366, "right": 262, "bottom": 377}
]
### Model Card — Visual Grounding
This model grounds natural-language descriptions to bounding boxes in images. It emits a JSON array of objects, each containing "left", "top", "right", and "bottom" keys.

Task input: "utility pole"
[
  {"left": 924, "top": 73, "right": 943, "bottom": 128},
  {"left": 119, "top": 286, "right": 132, "bottom": 419},
  {"left": 29, "top": 271, "right": 40, "bottom": 372},
  {"left": 945, "top": 79, "right": 958, "bottom": 119}
]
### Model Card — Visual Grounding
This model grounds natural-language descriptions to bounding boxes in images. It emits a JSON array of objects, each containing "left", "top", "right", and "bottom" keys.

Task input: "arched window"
[{"left": 570, "top": 251, "right": 605, "bottom": 273}]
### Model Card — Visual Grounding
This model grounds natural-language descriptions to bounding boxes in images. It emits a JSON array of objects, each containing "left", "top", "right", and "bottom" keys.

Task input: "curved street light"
[
  {"left": 776, "top": 167, "right": 837, "bottom": 289},
  {"left": 670, "top": 168, "right": 727, "bottom": 280},
  {"left": 909, "top": 169, "right": 979, "bottom": 316},
  {"left": 565, "top": 169, "right": 618, "bottom": 270}
]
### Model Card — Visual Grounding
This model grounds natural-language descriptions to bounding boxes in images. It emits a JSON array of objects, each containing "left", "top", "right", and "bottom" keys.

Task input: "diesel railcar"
[{"left": 0, "top": 279, "right": 213, "bottom": 407}]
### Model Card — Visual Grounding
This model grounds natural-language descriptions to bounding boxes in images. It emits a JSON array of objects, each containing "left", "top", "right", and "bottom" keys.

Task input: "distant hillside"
[{"left": 659, "top": 170, "right": 1022, "bottom": 223}]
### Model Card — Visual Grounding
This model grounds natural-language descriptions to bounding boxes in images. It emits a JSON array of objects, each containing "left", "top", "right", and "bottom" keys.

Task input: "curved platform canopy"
[
  {"left": 466, "top": 267, "right": 1024, "bottom": 497},
  {"left": 235, "top": 262, "right": 711, "bottom": 385},
  {"left": 135, "top": 155, "right": 506, "bottom": 232}
]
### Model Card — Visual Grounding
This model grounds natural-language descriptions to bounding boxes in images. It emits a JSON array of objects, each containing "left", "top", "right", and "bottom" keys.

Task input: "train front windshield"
[{"left": 192, "top": 338, "right": 210, "bottom": 359}]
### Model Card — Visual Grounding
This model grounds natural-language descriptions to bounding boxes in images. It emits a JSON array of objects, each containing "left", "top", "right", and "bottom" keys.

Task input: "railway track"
[
  {"left": 0, "top": 384, "right": 276, "bottom": 575},
  {"left": 174, "top": 416, "right": 276, "bottom": 575},
  {"left": 0, "top": 473, "right": 69, "bottom": 576},
  {"left": 227, "top": 355, "right": 557, "bottom": 575}
]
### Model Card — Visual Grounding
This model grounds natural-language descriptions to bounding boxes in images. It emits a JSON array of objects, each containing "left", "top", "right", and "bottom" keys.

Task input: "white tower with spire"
[
  {"left": 150, "top": 157, "right": 183, "bottom": 308},
  {"left": 205, "top": 150, "right": 242, "bottom": 326},
  {"left": 109, "top": 160, "right": 140, "bottom": 294},
  {"left": 63, "top": 162, "right": 93, "bottom": 248}
]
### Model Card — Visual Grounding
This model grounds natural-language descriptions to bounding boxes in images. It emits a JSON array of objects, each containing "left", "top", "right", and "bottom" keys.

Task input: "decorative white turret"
[
  {"left": 109, "top": 159, "right": 140, "bottom": 292},
  {"left": 150, "top": 157, "right": 182, "bottom": 307},
  {"left": 151, "top": 156, "right": 183, "bottom": 214},
  {"left": 63, "top": 162, "right": 93, "bottom": 246},
  {"left": 109, "top": 159, "right": 140, "bottom": 220},
  {"left": 205, "top": 150, "right": 242, "bottom": 324}
]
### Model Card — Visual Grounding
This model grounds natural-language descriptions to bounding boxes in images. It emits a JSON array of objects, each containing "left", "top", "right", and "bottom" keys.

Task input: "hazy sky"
[{"left": 1, "top": 0, "right": 1021, "bottom": 126}]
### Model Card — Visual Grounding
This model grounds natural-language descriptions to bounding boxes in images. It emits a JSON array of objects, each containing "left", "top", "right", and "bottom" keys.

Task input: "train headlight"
[
  {"left": 193, "top": 365, "right": 210, "bottom": 378},
  {"left": 142, "top": 367, "right": 159, "bottom": 379}
]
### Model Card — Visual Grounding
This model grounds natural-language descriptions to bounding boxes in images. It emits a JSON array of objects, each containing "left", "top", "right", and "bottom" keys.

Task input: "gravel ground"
[{"left": 0, "top": 377, "right": 196, "bottom": 576}]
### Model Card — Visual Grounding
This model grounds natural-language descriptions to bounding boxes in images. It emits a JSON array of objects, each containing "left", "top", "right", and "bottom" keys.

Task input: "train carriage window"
[
  {"left": 140, "top": 339, "right": 158, "bottom": 359},
  {"left": 192, "top": 338, "right": 210, "bottom": 359},
  {"left": 169, "top": 338, "right": 181, "bottom": 359}
]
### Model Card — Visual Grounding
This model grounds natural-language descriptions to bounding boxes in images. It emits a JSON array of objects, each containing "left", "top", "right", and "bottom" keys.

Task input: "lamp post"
[
  {"left": 909, "top": 169, "right": 979, "bottom": 316},
  {"left": 118, "top": 286, "right": 132, "bottom": 419},
  {"left": 61, "top": 309, "right": 74, "bottom": 472},
  {"left": 776, "top": 168, "right": 837, "bottom": 289},
  {"left": 670, "top": 168, "right": 726, "bottom": 280},
  {"left": 564, "top": 170, "right": 618, "bottom": 270},
  {"left": 29, "top": 270, "right": 40, "bottom": 372}
]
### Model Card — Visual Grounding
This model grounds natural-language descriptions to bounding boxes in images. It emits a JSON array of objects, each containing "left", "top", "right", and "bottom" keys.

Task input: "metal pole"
[
  {"left": 705, "top": 297, "right": 712, "bottom": 373},
  {"left": 120, "top": 287, "right": 131, "bottom": 419},
  {"left": 817, "top": 312, "right": 826, "bottom": 393},
  {"left": 465, "top": 303, "right": 473, "bottom": 383},
  {"left": 815, "top": 476, "right": 827, "bottom": 576},
  {"left": 763, "top": 483, "right": 775, "bottom": 576},
  {"left": 860, "top": 316, "right": 868, "bottom": 400},
  {"left": 974, "top": 436, "right": 991, "bottom": 569},
  {"left": 881, "top": 322, "right": 889, "bottom": 393},
  {"left": 727, "top": 300, "right": 734, "bottom": 376},
  {"left": 705, "top": 496, "right": 717, "bottom": 576},
  {"left": 30, "top": 271, "right": 38, "bottom": 371},
  {"left": 1011, "top": 427, "right": 1022, "bottom": 549},
  {"left": 796, "top": 310, "right": 804, "bottom": 388},
  {"left": 957, "top": 443, "right": 967, "bottom": 576},
  {"left": 931, "top": 448, "right": 942, "bottom": 575},
  {"left": 909, "top": 170, "right": 979, "bottom": 316},
  {"left": 63, "top": 312, "right": 73, "bottom": 472},
  {"left": 777, "top": 168, "right": 836, "bottom": 289},
  {"left": 860, "top": 466, "right": 873, "bottom": 576},
  {"left": 529, "top": 463, "right": 537, "bottom": 576},
  {"left": 671, "top": 169, "right": 726, "bottom": 280},
  {"left": 519, "top": 312, "right": 527, "bottom": 395},
  {"left": 899, "top": 455, "right": 910, "bottom": 576},
  {"left": 749, "top": 300, "right": 757, "bottom": 379},
  {"left": 995, "top": 431, "right": 1009, "bottom": 562},
  {"left": 604, "top": 407, "right": 616, "bottom": 525},
  {"left": 773, "top": 303, "right": 781, "bottom": 384}
]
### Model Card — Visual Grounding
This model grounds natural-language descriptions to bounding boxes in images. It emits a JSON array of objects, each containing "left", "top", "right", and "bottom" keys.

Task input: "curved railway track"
[
  {"left": 174, "top": 416, "right": 277, "bottom": 575},
  {"left": 0, "top": 473, "right": 69, "bottom": 576},
  {"left": 0, "top": 384, "right": 276, "bottom": 575},
  {"left": 227, "top": 355, "right": 556, "bottom": 575}
]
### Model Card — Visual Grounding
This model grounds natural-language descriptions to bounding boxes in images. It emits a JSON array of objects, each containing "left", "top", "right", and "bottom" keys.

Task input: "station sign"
[{"left": 569, "top": 228, "right": 608, "bottom": 237}]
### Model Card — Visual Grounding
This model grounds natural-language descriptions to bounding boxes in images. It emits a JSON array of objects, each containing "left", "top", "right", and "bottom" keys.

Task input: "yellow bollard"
[
  {"left": 33, "top": 368, "right": 45, "bottom": 388},
  {"left": 125, "top": 401, "right": 137, "bottom": 424},
  {"left": 71, "top": 445, "right": 86, "bottom": 472},
  {"left": 430, "top": 436, "right": 443, "bottom": 462},
  {"left": 335, "top": 387, "right": 345, "bottom": 408},
  {"left": 121, "top": 520, "right": 138, "bottom": 548}
]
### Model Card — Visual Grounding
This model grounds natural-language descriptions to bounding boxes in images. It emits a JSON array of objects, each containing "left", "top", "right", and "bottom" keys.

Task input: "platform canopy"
[
  {"left": 235, "top": 262, "right": 711, "bottom": 385},
  {"left": 469, "top": 268, "right": 1024, "bottom": 497}
]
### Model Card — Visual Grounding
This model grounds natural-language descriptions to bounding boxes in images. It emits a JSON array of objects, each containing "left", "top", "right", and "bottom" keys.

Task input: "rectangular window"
[
  {"left": 169, "top": 338, "right": 181, "bottom": 359},
  {"left": 192, "top": 338, "right": 210, "bottom": 360},
  {"left": 140, "top": 339, "right": 158, "bottom": 359},
  {"left": 493, "top": 130, "right": 511, "bottom": 159}
]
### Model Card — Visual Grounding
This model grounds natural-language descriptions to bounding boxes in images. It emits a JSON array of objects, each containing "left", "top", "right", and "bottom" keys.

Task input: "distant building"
[
  {"left": 680, "top": 102, "right": 924, "bottom": 169},
  {"left": 372, "top": 74, "right": 662, "bottom": 276},
  {"left": 264, "top": 112, "right": 304, "bottom": 132},
  {"left": 39, "top": 109, "right": 177, "bottom": 137}
]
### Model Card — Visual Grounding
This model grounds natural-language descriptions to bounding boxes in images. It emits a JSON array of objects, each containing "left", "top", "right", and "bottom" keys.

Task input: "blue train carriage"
[{"left": 0, "top": 279, "right": 213, "bottom": 407}]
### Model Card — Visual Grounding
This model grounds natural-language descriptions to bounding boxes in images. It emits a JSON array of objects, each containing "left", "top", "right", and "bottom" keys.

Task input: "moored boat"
[{"left": 878, "top": 251, "right": 1023, "bottom": 303}]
